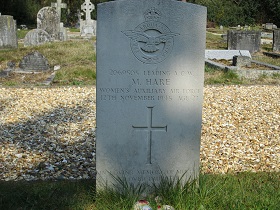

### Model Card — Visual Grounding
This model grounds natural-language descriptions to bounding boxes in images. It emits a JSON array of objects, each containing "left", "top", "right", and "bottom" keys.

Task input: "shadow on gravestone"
[
  {"left": 0, "top": 15, "right": 18, "bottom": 49},
  {"left": 96, "top": 0, "right": 206, "bottom": 191}
]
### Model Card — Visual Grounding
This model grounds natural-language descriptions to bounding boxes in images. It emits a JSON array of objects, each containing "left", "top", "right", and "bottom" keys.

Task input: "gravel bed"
[{"left": 0, "top": 85, "right": 279, "bottom": 181}]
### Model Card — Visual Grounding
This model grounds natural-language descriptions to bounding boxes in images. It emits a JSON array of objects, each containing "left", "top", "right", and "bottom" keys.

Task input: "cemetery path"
[{"left": 0, "top": 85, "right": 279, "bottom": 181}]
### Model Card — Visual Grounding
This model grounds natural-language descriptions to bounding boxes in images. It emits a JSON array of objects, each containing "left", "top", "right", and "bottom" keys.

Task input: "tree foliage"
[{"left": 0, "top": 0, "right": 279, "bottom": 27}]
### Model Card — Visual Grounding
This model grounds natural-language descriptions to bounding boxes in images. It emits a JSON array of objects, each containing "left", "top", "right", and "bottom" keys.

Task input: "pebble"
[{"left": 0, "top": 85, "right": 279, "bottom": 181}]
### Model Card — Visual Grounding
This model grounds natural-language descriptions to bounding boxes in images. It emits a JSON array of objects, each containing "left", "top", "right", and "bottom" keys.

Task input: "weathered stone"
[
  {"left": 0, "top": 15, "right": 17, "bottom": 49},
  {"left": 19, "top": 51, "right": 50, "bottom": 72},
  {"left": 80, "top": 0, "right": 96, "bottom": 36},
  {"left": 273, "top": 29, "right": 280, "bottom": 52},
  {"left": 37, "top": 7, "right": 60, "bottom": 39},
  {"left": 232, "top": 55, "right": 251, "bottom": 68},
  {"left": 227, "top": 30, "right": 261, "bottom": 53},
  {"left": 96, "top": 0, "right": 206, "bottom": 190},
  {"left": 51, "top": 0, "right": 67, "bottom": 22},
  {"left": 24, "top": 29, "right": 51, "bottom": 47}
]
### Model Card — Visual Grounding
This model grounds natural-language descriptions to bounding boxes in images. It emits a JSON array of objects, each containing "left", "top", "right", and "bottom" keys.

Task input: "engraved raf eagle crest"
[
  {"left": 122, "top": 30, "right": 179, "bottom": 53},
  {"left": 122, "top": 7, "right": 179, "bottom": 64}
]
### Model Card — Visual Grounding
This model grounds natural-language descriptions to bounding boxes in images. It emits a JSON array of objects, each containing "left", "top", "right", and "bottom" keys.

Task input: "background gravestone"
[
  {"left": 59, "top": 22, "right": 68, "bottom": 41},
  {"left": 24, "top": 29, "right": 51, "bottom": 47},
  {"left": 273, "top": 30, "right": 280, "bottom": 52},
  {"left": 96, "top": 0, "right": 206, "bottom": 190},
  {"left": 0, "top": 15, "right": 18, "bottom": 49},
  {"left": 51, "top": 0, "right": 67, "bottom": 23},
  {"left": 80, "top": 0, "right": 96, "bottom": 36},
  {"left": 51, "top": 0, "right": 68, "bottom": 40},
  {"left": 227, "top": 30, "right": 261, "bottom": 53},
  {"left": 37, "top": 7, "right": 60, "bottom": 40},
  {"left": 19, "top": 51, "right": 50, "bottom": 72}
]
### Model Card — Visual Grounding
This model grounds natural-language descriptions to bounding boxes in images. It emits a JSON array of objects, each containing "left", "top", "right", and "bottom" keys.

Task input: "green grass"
[
  {"left": 1, "top": 32, "right": 279, "bottom": 86},
  {"left": 204, "top": 66, "right": 244, "bottom": 85},
  {"left": 17, "top": 29, "right": 30, "bottom": 39},
  {"left": 0, "top": 40, "right": 96, "bottom": 86},
  {"left": 0, "top": 172, "right": 279, "bottom": 209},
  {"left": 206, "top": 32, "right": 227, "bottom": 49}
]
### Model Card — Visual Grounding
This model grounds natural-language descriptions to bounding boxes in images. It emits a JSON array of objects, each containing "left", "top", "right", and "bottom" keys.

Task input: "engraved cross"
[{"left": 132, "top": 106, "right": 167, "bottom": 164}]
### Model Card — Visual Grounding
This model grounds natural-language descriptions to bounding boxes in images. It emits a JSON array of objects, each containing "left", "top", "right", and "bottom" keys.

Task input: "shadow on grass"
[{"left": 0, "top": 179, "right": 96, "bottom": 210}]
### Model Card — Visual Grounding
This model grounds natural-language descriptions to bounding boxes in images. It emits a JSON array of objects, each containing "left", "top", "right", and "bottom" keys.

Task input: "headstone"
[
  {"left": 232, "top": 55, "right": 251, "bottom": 68},
  {"left": 76, "top": 9, "right": 82, "bottom": 28},
  {"left": 227, "top": 30, "right": 261, "bottom": 53},
  {"left": 0, "top": 15, "right": 18, "bottom": 49},
  {"left": 24, "top": 29, "right": 51, "bottom": 47},
  {"left": 265, "top": 23, "right": 273, "bottom": 30},
  {"left": 19, "top": 51, "right": 50, "bottom": 72},
  {"left": 273, "top": 30, "right": 280, "bottom": 52},
  {"left": 37, "top": 7, "right": 60, "bottom": 39},
  {"left": 51, "top": 0, "right": 67, "bottom": 22},
  {"left": 96, "top": 0, "right": 206, "bottom": 190},
  {"left": 58, "top": 22, "right": 67, "bottom": 41},
  {"left": 80, "top": 0, "right": 96, "bottom": 36}
]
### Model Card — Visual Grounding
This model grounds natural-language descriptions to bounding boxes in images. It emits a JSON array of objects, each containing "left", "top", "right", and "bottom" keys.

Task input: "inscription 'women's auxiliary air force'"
[{"left": 122, "top": 7, "right": 179, "bottom": 64}]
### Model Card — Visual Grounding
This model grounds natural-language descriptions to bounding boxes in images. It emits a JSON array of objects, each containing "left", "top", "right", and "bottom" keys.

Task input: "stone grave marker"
[
  {"left": 227, "top": 30, "right": 261, "bottom": 53},
  {"left": 273, "top": 30, "right": 280, "bottom": 52},
  {"left": 58, "top": 22, "right": 68, "bottom": 41},
  {"left": 80, "top": 0, "right": 96, "bottom": 36},
  {"left": 19, "top": 51, "right": 50, "bottom": 72},
  {"left": 37, "top": 7, "right": 60, "bottom": 39},
  {"left": 232, "top": 55, "right": 251, "bottom": 68},
  {"left": 24, "top": 29, "right": 51, "bottom": 47},
  {"left": 0, "top": 15, "right": 18, "bottom": 49},
  {"left": 51, "top": 0, "right": 67, "bottom": 40},
  {"left": 96, "top": 0, "right": 206, "bottom": 190},
  {"left": 51, "top": 0, "right": 67, "bottom": 22}
]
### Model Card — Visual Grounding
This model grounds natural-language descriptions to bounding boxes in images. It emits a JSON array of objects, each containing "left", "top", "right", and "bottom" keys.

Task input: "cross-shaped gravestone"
[
  {"left": 132, "top": 107, "right": 167, "bottom": 165},
  {"left": 51, "top": 0, "right": 67, "bottom": 20},
  {"left": 81, "top": 0, "right": 95, "bottom": 21}
]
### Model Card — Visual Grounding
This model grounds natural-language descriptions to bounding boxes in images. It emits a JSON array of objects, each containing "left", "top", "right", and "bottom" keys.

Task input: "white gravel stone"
[{"left": 0, "top": 85, "right": 279, "bottom": 181}]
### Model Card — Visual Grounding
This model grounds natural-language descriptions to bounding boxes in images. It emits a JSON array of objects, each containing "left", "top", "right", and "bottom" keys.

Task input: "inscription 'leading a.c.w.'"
[{"left": 122, "top": 7, "right": 179, "bottom": 64}]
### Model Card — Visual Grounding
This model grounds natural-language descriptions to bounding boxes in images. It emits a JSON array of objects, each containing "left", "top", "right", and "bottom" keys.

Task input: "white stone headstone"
[
  {"left": 51, "top": 0, "right": 67, "bottom": 21},
  {"left": 96, "top": 0, "right": 206, "bottom": 190},
  {"left": 80, "top": 0, "right": 96, "bottom": 36},
  {"left": 0, "top": 15, "right": 18, "bottom": 49},
  {"left": 81, "top": 0, "right": 95, "bottom": 21},
  {"left": 24, "top": 29, "right": 51, "bottom": 47},
  {"left": 37, "top": 7, "right": 60, "bottom": 39}
]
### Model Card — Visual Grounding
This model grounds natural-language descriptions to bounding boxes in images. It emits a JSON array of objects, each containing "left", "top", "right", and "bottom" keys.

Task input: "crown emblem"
[{"left": 144, "top": 7, "right": 161, "bottom": 21}]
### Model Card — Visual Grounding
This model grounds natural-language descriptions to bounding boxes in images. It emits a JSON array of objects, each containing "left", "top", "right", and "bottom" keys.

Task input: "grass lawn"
[{"left": 0, "top": 172, "right": 279, "bottom": 209}]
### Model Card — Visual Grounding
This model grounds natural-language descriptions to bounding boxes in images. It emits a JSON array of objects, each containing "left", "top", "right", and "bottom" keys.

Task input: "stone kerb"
[
  {"left": 24, "top": 29, "right": 51, "bottom": 47},
  {"left": 227, "top": 30, "right": 261, "bottom": 53},
  {"left": 0, "top": 15, "right": 18, "bottom": 49}
]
